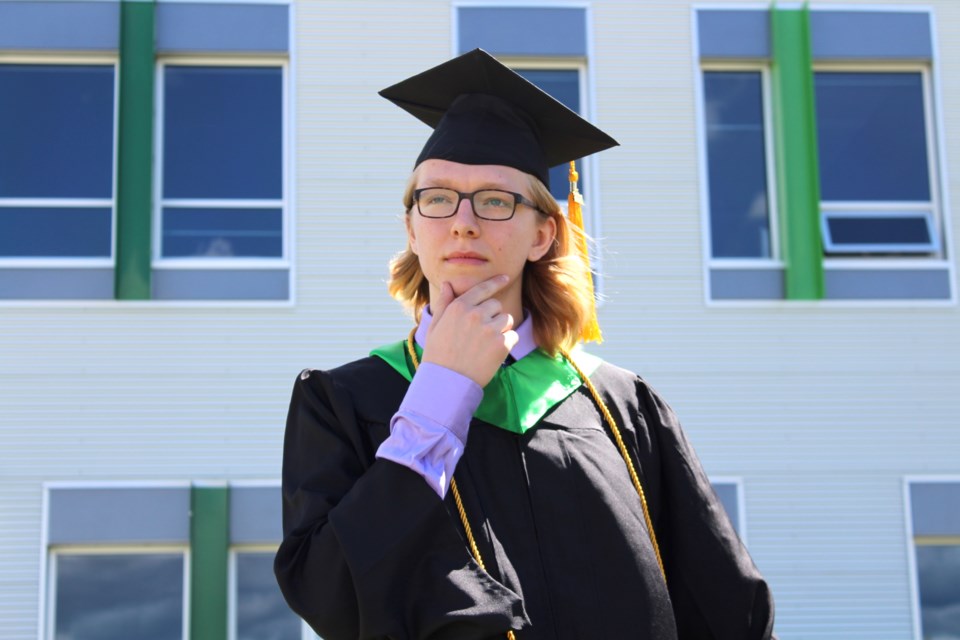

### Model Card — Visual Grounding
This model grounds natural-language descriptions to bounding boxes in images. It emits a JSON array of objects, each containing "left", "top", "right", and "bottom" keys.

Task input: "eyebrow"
[{"left": 419, "top": 180, "right": 517, "bottom": 192}]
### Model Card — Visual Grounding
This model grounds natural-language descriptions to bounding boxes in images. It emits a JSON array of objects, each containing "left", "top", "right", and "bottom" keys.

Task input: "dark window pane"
[
  {"left": 162, "top": 207, "right": 282, "bottom": 258},
  {"left": 163, "top": 66, "right": 282, "bottom": 199},
  {"left": 0, "top": 64, "right": 114, "bottom": 198},
  {"left": 916, "top": 545, "right": 960, "bottom": 640},
  {"left": 827, "top": 216, "right": 931, "bottom": 245},
  {"left": 703, "top": 71, "right": 771, "bottom": 258},
  {"left": 514, "top": 68, "right": 581, "bottom": 200},
  {"left": 816, "top": 72, "right": 930, "bottom": 201},
  {"left": 236, "top": 552, "right": 301, "bottom": 640},
  {"left": 55, "top": 553, "right": 184, "bottom": 640},
  {"left": 0, "top": 207, "right": 111, "bottom": 257}
]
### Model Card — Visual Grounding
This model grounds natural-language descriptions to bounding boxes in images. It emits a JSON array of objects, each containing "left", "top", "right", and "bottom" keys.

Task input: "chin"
[{"left": 447, "top": 276, "right": 484, "bottom": 297}]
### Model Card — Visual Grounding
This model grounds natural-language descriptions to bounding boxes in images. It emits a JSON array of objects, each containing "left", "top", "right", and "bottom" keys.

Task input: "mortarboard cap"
[{"left": 379, "top": 48, "right": 618, "bottom": 187}]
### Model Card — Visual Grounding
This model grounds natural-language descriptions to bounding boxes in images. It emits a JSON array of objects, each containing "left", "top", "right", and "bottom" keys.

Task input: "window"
[
  {"left": 696, "top": 7, "right": 952, "bottom": 302},
  {"left": 702, "top": 69, "right": 775, "bottom": 260},
  {"left": 816, "top": 71, "right": 940, "bottom": 256},
  {"left": 232, "top": 550, "right": 301, "bottom": 640},
  {"left": 50, "top": 550, "right": 187, "bottom": 640},
  {"left": 0, "top": 1, "right": 291, "bottom": 301},
  {"left": 229, "top": 484, "right": 301, "bottom": 640},
  {"left": 456, "top": 6, "right": 591, "bottom": 203},
  {"left": 915, "top": 545, "right": 960, "bottom": 639},
  {"left": 0, "top": 62, "right": 116, "bottom": 260},
  {"left": 44, "top": 484, "right": 301, "bottom": 640},
  {"left": 158, "top": 63, "right": 285, "bottom": 261},
  {"left": 711, "top": 478, "right": 746, "bottom": 539},
  {"left": 908, "top": 481, "right": 960, "bottom": 640},
  {"left": 513, "top": 67, "right": 584, "bottom": 201}
]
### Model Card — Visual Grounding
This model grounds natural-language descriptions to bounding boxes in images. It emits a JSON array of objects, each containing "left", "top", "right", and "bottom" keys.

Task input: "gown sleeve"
[
  {"left": 274, "top": 367, "right": 525, "bottom": 640},
  {"left": 633, "top": 379, "right": 776, "bottom": 640}
]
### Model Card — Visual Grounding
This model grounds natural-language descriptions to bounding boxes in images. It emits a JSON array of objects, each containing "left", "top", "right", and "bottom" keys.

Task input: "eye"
[
  {"left": 420, "top": 189, "right": 455, "bottom": 206},
  {"left": 478, "top": 192, "right": 513, "bottom": 209}
]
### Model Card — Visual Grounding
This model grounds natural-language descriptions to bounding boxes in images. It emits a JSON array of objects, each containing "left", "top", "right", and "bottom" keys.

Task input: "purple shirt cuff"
[{"left": 375, "top": 362, "right": 482, "bottom": 498}]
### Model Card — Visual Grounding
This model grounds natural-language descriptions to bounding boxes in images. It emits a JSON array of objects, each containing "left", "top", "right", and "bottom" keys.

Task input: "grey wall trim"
[
  {"left": 458, "top": 7, "right": 586, "bottom": 57},
  {"left": 48, "top": 487, "right": 191, "bottom": 545},
  {"left": 230, "top": 486, "right": 281, "bottom": 544},
  {"left": 911, "top": 483, "right": 960, "bottom": 537},
  {"left": 710, "top": 268, "right": 784, "bottom": 300},
  {"left": 696, "top": 9, "right": 769, "bottom": 60},
  {"left": 824, "top": 268, "right": 951, "bottom": 300},
  {"left": 810, "top": 11, "right": 932, "bottom": 60},
  {"left": 156, "top": 3, "right": 289, "bottom": 54},
  {"left": 0, "top": 1, "right": 119, "bottom": 51},
  {"left": 0, "top": 268, "right": 113, "bottom": 300},
  {"left": 152, "top": 268, "right": 289, "bottom": 300},
  {"left": 697, "top": 9, "right": 932, "bottom": 61}
]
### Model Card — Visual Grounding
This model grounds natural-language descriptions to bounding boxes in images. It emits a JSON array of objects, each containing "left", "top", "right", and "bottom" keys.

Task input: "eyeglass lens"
[{"left": 417, "top": 188, "right": 517, "bottom": 220}]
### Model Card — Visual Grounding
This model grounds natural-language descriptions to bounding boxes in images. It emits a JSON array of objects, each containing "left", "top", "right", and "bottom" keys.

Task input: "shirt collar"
[{"left": 416, "top": 307, "right": 537, "bottom": 361}]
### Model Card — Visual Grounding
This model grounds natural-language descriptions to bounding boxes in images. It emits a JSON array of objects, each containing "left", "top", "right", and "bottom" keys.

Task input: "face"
[{"left": 406, "top": 159, "right": 556, "bottom": 318}]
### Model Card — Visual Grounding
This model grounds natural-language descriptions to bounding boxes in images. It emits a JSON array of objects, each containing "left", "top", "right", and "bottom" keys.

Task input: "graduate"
[{"left": 275, "top": 49, "right": 776, "bottom": 640}]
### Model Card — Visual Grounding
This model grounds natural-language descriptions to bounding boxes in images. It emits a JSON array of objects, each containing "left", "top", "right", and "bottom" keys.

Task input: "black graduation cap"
[{"left": 379, "top": 48, "right": 618, "bottom": 188}]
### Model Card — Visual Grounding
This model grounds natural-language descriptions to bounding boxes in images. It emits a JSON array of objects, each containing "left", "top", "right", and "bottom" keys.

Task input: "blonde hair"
[{"left": 388, "top": 168, "right": 594, "bottom": 355}]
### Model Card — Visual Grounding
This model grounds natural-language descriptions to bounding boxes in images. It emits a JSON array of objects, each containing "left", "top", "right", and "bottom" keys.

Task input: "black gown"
[{"left": 274, "top": 354, "right": 775, "bottom": 640}]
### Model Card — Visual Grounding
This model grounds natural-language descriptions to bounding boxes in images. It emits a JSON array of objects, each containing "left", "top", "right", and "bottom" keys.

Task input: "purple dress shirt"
[{"left": 375, "top": 309, "right": 537, "bottom": 498}]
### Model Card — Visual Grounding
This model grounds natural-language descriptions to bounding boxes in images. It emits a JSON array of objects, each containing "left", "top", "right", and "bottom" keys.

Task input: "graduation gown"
[{"left": 274, "top": 354, "right": 775, "bottom": 640}]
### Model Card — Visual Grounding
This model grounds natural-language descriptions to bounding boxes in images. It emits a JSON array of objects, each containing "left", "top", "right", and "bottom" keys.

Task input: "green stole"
[{"left": 370, "top": 339, "right": 602, "bottom": 435}]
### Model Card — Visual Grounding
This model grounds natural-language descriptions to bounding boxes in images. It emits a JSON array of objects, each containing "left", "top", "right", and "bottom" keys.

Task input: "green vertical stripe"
[
  {"left": 115, "top": 0, "right": 155, "bottom": 300},
  {"left": 190, "top": 486, "right": 229, "bottom": 640},
  {"left": 770, "top": 4, "right": 825, "bottom": 299}
]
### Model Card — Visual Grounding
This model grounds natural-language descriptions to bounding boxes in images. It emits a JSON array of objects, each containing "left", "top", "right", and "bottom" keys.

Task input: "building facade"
[{"left": 0, "top": 0, "right": 958, "bottom": 638}]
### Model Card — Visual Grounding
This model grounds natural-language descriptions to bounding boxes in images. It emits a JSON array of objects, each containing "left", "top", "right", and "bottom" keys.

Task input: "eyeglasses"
[{"left": 413, "top": 187, "right": 541, "bottom": 221}]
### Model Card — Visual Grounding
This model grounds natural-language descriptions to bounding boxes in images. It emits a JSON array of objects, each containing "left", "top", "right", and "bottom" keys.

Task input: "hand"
[{"left": 421, "top": 275, "right": 519, "bottom": 387}]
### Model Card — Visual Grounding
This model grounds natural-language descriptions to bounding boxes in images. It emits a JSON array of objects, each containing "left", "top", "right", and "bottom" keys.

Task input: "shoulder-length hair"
[{"left": 388, "top": 168, "right": 594, "bottom": 355}]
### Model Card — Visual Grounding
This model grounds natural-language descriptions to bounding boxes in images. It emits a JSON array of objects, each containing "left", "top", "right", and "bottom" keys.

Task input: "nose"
[{"left": 450, "top": 194, "right": 480, "bottom": 237}]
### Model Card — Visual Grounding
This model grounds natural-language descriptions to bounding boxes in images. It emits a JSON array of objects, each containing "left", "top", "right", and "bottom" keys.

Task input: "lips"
[{"left": 445, "top": 251, "right": 487, "bottom": 265}]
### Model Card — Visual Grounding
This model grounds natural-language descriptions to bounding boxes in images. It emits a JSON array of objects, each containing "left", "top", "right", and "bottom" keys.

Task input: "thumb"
[{"left": 430, "top": 282, "right": 456, "bottom": 321}]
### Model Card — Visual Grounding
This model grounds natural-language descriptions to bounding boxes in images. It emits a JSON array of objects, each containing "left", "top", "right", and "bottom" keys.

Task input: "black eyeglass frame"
[{"left": 413, "top": 187, "right": 543, "bottom": 221}]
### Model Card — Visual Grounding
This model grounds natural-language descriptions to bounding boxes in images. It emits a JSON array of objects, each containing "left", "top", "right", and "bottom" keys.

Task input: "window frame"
[
  {"left": 820, "top": 207, "right": 939, "bottom": 255},
  {"left": 815, "top": 62, "right": 945, "bottom": 265},
  {"left": 904, "top": 476, "right": 960, "bottom": 640},
  {"left": 152, "top": 56, "right": 290, "bottom": 270},
  {"left": 45, "top": 545, "right": 191, "bottom": 640},
  {"left": 698, "top": 62, "right": 782, "bottom": 269},
  {"left": 0, "top": 54, "right": 119, "bottom": 268}
]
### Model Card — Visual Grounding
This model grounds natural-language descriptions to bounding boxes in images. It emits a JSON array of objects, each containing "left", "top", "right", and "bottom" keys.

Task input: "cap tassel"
[{"left": 568, "top": 161, "right": 602, "bottom": 344}]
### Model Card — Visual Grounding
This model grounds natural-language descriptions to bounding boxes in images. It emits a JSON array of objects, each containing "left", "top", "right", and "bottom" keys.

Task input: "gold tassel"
[{"left": 568, "top": 161, "right": 602, "bottom": 343}]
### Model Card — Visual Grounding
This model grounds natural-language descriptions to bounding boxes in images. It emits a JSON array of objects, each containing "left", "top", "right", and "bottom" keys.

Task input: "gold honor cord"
[
  {"left": 560, "top": 349, "right": 666, "bottom": 583},
  {"left": 405, "top": 329, "right": 666, "bottom": 639}
]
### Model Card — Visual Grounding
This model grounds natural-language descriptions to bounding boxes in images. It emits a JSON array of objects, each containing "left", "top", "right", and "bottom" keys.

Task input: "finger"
[
  {"left": 430, "top": 281, "right": 456, "bottom": 320},
  {"left": 475, "top": 297, "right": 504, "bottom": 321},
  {"left": 503, "top": 329, "right": 520, "bottom": 352},
  {"left": 456, "top": 274, "right": 511, "bottom": 307}
]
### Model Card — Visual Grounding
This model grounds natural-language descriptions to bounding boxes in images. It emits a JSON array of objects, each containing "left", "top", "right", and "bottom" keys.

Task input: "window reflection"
[
  {"left": 55, "top": 553, "right": 184, "bottom": 640},
  {"left": 703, "top": 71, "right": 772, "bottom": 259},
  {"left": 235, "top": 552, "right": 300, "bottom": 640},
  {"left": 916, "top": 544, "right": 960, "bottom": 640}
]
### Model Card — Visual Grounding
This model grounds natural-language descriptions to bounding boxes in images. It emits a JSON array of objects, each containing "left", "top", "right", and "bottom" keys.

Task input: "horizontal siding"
[{"left": 1, "top": 0, "right": 958, "bottom": 638}]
